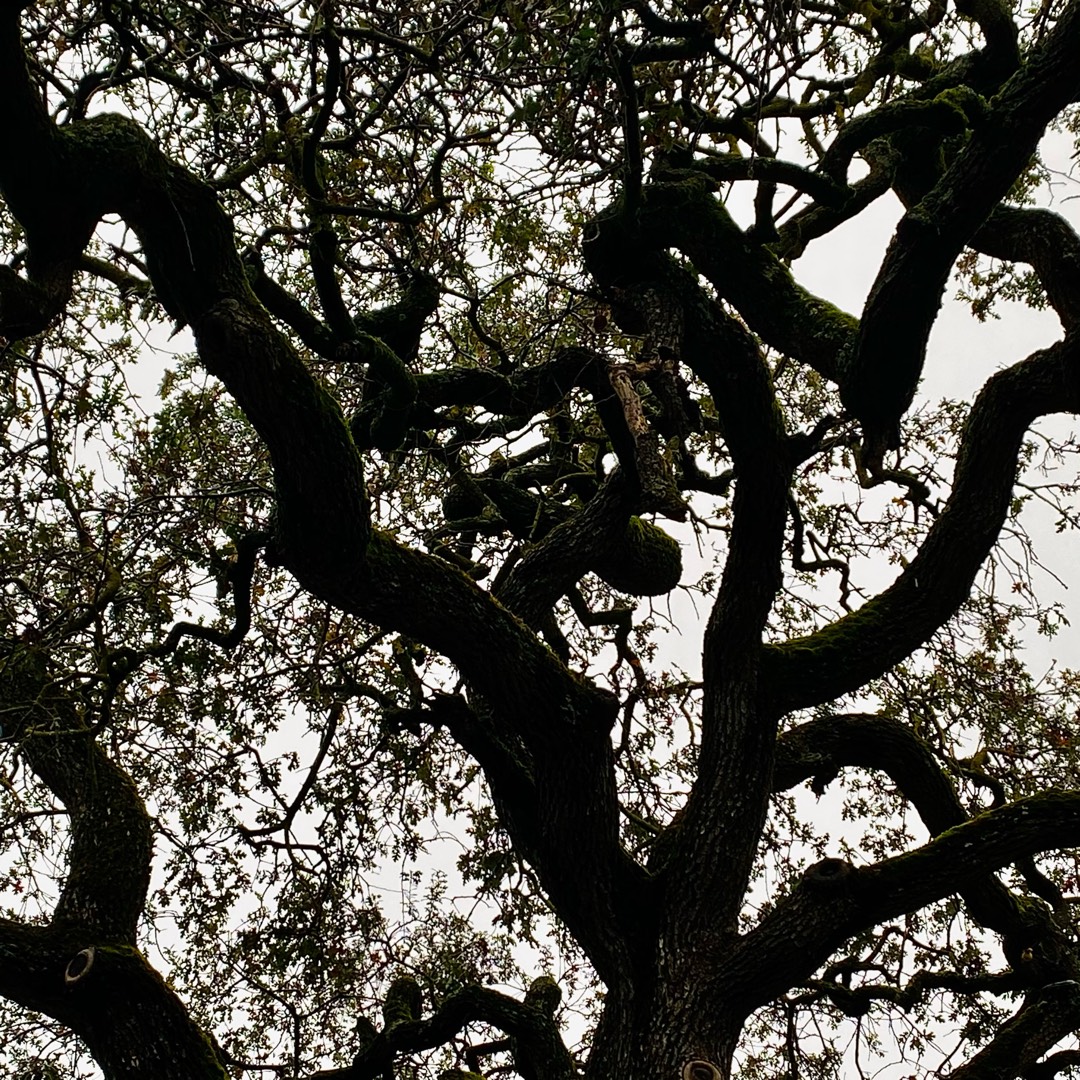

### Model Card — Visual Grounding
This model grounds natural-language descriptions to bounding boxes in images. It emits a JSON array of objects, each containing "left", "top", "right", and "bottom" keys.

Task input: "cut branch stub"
[
  {"left": 383, "top": 975, "right": 423, "bottom": 1028},
  {"left": 63, "top": 946, "right": 95, "bottom": 986},
  {"left": 683, "top": 1061, "right": 723, "bottom": 1080}
]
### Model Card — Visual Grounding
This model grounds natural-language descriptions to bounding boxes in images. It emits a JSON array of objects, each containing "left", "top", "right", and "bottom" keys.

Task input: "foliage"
[{"left": 1, "top": 0, "right": 1080, "bottom": 1078}]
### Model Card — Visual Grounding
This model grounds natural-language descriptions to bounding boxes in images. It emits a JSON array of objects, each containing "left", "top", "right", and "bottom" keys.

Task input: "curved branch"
[
  {"left": 0, "top": 11, "right": 368, "bottom": 589},
  {"left": 814, "top": 967, "right": 1026, "bottom": 1017},
  {"left": 147, "top": 530, "right": 266, "bottom": 658},
  {"left": 713, "top": 790, "right": 1080, "bottom": 1020},
  {"left": 971, "top": 206, "right": 1080, "bottom": 332},
  {"left": 621, "top": 178, "right": 858, "bottom": 386},
  {"left": 349, "top": 346, "right": 623, "bottom": 455},
  {"left": 842, "top": 1, "right": 1080, "bottom": 455},
  {"left": 1, "top": 646, "right": 152, "bottom": 942},
  {"left": 945, "top": 982, "right": 1080, "bottom": 1080},
  {"left": 0, "top": 919, "right": 228, "bottom": 1079},
  {"left": 349, "top": 539, "right": 650, "bottom": 983},
  {"left": 763, "top": 333, "right": 1080, "bottom": 712},
  {"left": 584, "top": 205, "right": 793, "bottom": 939},
  {"left": 690, "top": 151, "right": 851, "bottom": 207},
  {"left": 774, "top": 713, "right": 1066, "bottom": 956},
  {"left": 495, "top": 471, "right": 635, "bottom": 625},
  {"left": 309, "top": 978, "right": 576, "bottom": 1080},
  {"left": 774, "top": 712, "right": 960, "bottom": 830},
  {"left": 1024, "top": 1049, "right": 1080, "bottom": 1080},
  {"left": 818, "top": 90, "right": 984, "bottom": 182},
  {"left": 0, "top": 647, "right": 225, "bottom": 1077},
  {"left": 954, "top": 0, "right": 1020, "bottom": 74},
  {"left": 777, "top": 141, "right": 899, "bottom": 261},
  {"left": 640, "top": 262, "right": 792, "bottom": 941}
]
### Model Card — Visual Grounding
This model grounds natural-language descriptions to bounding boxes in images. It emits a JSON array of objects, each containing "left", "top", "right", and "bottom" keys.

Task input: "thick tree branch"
[
  {"left": 310, "top": 977, "right": 575, "bottom": 1080},
  {"left": 585, "top": 210, "right": 793, "bottom": 946},
  {"left": 945, "top": 982, "right": 1080, "bottom": 1080},
  {"left": 0, "top": 3, "right": 90, "bottom": 335},
  {"left": 0, "top": 10, "right": 369, "bottom": 589},
  {"left": 350, "top": 538, "right": 650, "bottom": 984},
  {"left": 971, "top": 206, "right": 1080, "bottom": 332},
  {"left": 0, "top": 645, "right": 226, "bottom": 1078},
  {"left": 1023, "top": 1048, "right": 1080, "bottom": 1080},
  {"left": 0, "top": 919, "right": 229, "bottom": 1079},
  {"left": 843, "top": 0, "right": 1080, "bottom": 456},
  {"left": 659, "top": 284, "right": 792, "bottom": 938},
  {"left": 955, "top": 0, "right": 1020, "bottom": 73},
  {"left": 713, "top": 790, "right": 1080, "bottom": 1020},
  {"left": 0, "top": 2, "right": 651, "bottom": 994},
  {"left": 1, "top": 645, "right": 152, "bottom": 942},
  {"left": 763, "top": 333, "right": 1080, "bottom": 712},
  {"left": 774, "top": 713, "right": 1070, "bottom": 966},
  {"left": 818, "top": 90, "right": 984, "bottom": 182},
  {"left": 621, "top": 178, "right": 858, "bottom": 386},
  {"left": 774, "top": 712, "right": 959, "bottom": 827},
  {"left": 691, "top": 151, "right": 851, "bottom": 207}
]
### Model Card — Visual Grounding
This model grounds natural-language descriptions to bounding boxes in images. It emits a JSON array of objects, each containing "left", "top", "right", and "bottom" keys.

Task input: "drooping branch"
[
  {"left": 774, "top": 712, "right": 960, "bottom": 828},
  {"left": 0, "top": 138, "right": 367, "bottom": 595},
  {"left": 971, "top": 206, "right": 1080, "bottom": 332}
]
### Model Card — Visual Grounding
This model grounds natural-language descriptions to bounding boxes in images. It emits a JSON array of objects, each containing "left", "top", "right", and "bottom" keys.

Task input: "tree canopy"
[{"left": 2, "top": 0, "right": 1080, "bottom": 1076}]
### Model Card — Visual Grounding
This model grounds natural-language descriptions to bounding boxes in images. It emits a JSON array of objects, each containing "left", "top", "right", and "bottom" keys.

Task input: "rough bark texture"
[{"left": 2, "top": 0, "right": 1080, "bottom": 1077}]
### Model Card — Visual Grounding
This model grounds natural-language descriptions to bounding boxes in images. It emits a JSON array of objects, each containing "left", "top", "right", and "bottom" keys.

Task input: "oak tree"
[{"left": 2, "top": 0, "right": 1080, "bottom": 1077}]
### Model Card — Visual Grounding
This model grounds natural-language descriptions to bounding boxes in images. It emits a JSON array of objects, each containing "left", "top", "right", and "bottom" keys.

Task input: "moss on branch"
[{"left": 763, "top": 336, "right": 1080, "bottom": 712}]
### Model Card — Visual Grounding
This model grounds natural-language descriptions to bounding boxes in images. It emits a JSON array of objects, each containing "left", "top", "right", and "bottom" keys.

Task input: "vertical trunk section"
[{"left": 587, "top": 972, "right": 743, "bottom": 1080}]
